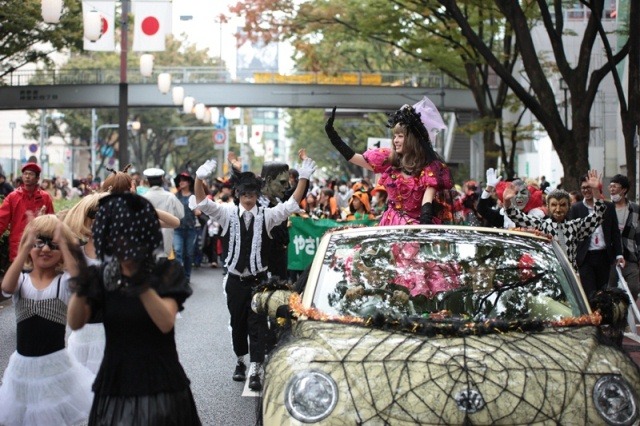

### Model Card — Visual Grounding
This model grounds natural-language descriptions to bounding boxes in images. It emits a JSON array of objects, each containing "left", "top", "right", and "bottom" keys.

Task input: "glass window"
[{"left": 312, "top": 228, "right": 582, "bottom": 322}]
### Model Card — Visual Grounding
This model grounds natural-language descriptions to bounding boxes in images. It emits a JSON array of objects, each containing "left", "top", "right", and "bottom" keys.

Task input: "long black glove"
[
  {"left": 420, "top": 202, "right": 434, "bottom": 224},
  {"left": 325, "top": 106, "right": 355, "bottom": 161}
]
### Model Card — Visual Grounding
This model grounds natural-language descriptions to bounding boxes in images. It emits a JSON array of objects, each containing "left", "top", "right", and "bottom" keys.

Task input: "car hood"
[{"left": 266, "top": 320, "right": 640, "bottom": 425}]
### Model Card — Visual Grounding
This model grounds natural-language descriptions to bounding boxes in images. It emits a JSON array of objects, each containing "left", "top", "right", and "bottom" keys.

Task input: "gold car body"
[{"left": 260, "top": 226, "right": 640, "bottom": 425}]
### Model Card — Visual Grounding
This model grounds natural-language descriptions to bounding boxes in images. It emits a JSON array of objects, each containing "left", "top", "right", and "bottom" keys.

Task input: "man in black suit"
[{"left": 569, "top": 174, "right": 625, "bottom": 300}]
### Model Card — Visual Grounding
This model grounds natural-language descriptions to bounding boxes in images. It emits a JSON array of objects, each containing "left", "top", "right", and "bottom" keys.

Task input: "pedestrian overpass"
[{"left": 0, "top": 68, "right": 486, "bottom": 112}]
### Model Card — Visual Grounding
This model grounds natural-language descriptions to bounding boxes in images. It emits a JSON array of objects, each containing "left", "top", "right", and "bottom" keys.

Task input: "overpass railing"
[{"left": 2, "top": 67, "right": 473, "bottom": 89}]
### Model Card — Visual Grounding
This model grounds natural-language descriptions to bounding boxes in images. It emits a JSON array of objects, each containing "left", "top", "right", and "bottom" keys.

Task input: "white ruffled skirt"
[
  {"left": 0, "top": 348, "right": 94, "bottom": 426},
  {"left": 67, "top": 323, "right": 105, "bottom": 375}
]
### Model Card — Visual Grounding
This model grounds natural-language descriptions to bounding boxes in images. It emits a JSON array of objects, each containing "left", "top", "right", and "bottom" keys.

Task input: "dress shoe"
[{"left": 232, "top": 360, "right": 246, "bottom": 382}]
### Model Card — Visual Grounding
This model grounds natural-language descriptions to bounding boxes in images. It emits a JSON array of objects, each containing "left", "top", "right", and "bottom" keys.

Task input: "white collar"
[{"left": 239, "top": 205, "right": 258, "bottom": 216}]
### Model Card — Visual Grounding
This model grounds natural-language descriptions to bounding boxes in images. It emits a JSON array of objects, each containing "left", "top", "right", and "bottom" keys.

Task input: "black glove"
[
  {"left": 420, "top": 202, "right": 434, "bottom": 224},
  {"left": 325, "top": 106, "right": 355, "bottom": 161}
]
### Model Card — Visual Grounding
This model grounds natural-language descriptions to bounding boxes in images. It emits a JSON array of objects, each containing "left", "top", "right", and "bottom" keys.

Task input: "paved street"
[{"left": 0, "top": 266, "right": 260, "bottom": 426}]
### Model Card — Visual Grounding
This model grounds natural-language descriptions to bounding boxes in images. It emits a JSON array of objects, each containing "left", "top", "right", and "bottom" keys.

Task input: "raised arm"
[
  {"left": 325, "top": 107, "right": 373, "bottom": 171},
  {"left": 195, "top": 159, "right": 217, "bottom": 204},
  {"left": 155, "top": 208, "right": 180, "bottom": 228},
  {"left": 292, "top": 150, "right": 317, "bottom": 204}
]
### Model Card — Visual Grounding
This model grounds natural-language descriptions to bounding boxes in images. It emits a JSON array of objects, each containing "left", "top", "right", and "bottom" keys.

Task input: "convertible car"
[{"left": 253, "top": 226, "right": 640, "bottom": 425}]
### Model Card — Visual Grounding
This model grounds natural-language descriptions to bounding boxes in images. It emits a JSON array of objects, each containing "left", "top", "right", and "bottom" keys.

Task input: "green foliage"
[
  {"left": 0, "top": 0, "right": 84, "bottom": 78},
  {"left": 286, "top": 108, "right": 389, "bottom": 180},
  {"left": 53, "top": 197, "right": 79, "bottom": 215}
]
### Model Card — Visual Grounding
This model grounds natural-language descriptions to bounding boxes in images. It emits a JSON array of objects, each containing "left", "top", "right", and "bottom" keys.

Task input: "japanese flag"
[
  {"left": 250, "top": 125, "right": 264, "bottom": 144},
  {"left": 132, "top": 1, "right": 172, "bottom": 52},
  {"left": 235, "top": 125, "right": 248, "bottom": 144},
  {"left": 82, "top": 1, "right": 115, "bottom": 51}
]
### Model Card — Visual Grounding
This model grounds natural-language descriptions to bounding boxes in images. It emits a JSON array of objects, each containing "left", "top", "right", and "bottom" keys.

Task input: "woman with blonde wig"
[{"left": 0, "top": 215, "right": 93, "bottom": 425}]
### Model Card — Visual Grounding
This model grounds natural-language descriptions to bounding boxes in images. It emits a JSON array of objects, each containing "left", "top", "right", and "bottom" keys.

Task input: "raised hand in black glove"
[
  {"left": 420, "top": 202, "right": 434, "bottom": 224},
  {"left": 325, "top": 106, "right": 355, "bottom": 161}
]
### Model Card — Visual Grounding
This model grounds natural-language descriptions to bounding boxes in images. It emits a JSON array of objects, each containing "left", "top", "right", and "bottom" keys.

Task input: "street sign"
[
  {"left": 213, "top": 129, "right": 226, "bottom": 150},
  {"left": 367, "top": 137, "right": 391, "bottom": 150},
  {"left": 29, "top": 143, "right": 38, "bottom": 153}
]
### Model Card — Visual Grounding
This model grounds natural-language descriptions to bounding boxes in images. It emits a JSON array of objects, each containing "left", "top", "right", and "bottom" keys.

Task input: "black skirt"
[{"left": 88, "top": 388, "right": 201, "bottom": 426}]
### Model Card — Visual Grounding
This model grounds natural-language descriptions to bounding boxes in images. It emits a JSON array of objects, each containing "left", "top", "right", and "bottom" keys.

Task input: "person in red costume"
[
  {"left": 325, "top": 97, "right": 453, "bottom": 225},
  {"left": 477, "top": 168, "right": 545, "bottom": 229},
  {"left": 0, "top": 163, "right": 54, "bottom": 261}
]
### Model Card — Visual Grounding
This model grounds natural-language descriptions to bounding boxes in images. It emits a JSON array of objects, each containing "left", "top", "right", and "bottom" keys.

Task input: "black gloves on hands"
[
  {"left": 420, "top": 202, "right": 434, "bottom": 224},
  {"left": 325, "top": 106, "right": 355, "bottom": 161}
]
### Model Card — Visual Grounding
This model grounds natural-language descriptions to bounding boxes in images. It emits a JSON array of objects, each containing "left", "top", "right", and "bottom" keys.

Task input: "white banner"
[
  {"left": 132, "top": 1, "right": 172, "bottom": 51},
  {"left": 250, "top": 125, "right": 264, "bottom": 144},
  {"left": 235, "top": 125, "right": 248, "bottom": 144},
  {"left": 224, "top": 107, "right": 242, "bottom": 120},
  {"left": 82, "top": 1, "right": 116, "bottom": 51}
]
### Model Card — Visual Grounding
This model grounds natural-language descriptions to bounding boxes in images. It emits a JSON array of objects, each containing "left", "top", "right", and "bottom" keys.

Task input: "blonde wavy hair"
[
  {"left": 19, "top": 215, "right": 77, "bottom": 272},
  {"left": 63, "top": 192, "right": 110, "bottom": 242}
]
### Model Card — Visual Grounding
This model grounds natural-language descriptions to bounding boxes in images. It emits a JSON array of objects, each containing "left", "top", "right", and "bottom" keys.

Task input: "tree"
[
  {"left": 286, "top": 109, "right": 389, "bottom": 180},
  {"left": 0, "top": 0, "right": 84, "bottom": 78},
  {"left": 437, "top": 0, "right": 635, "bottom": 192},
  {"left": 228, "top": 0, "right": 533, "bottom": 179}
]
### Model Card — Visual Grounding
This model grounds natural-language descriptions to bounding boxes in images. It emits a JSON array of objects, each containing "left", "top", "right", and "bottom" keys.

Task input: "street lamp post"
[
  {"left": 118, "top": 0, "right": 131, "bottom": 169},
  {"left": 9, "top": 122, "right": 15, "bottom": 179}
]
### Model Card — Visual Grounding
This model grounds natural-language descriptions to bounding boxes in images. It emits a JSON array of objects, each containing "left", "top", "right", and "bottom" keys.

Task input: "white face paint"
[{"left": 513, "top": 182, "right": 530, "bottom": 211}]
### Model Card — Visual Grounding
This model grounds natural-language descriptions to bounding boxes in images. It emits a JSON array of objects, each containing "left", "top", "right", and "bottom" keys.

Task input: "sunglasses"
[{"left": 33, "top": 238, "right": 60, "bottom": 250}]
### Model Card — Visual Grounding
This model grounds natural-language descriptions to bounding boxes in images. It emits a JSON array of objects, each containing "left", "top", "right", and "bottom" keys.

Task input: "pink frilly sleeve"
[
  {"left": 420, "top": 161, "right": 453, "bottom": 190},
  {"left": 363, "top": 148, "right": 392, "bottom": 174}
]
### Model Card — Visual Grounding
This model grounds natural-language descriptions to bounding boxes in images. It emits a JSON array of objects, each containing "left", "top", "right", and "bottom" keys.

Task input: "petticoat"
[
  {"left": 0, "top": 348, "right": 94, "bottom": 426},
  {"left": 67, "top": 323, "right": 106, "bottom": 375}
]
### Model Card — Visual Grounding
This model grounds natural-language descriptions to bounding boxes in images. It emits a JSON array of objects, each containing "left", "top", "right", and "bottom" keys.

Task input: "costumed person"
[
  {"left": 0, "top": 215, "right": 93, "bottom": 426},
  {"left": 66, "top": 193, "right": 201, "bottom": 425},
  {"left": 325, "top": 96, "right": 453, "bottom": 225},
  {"left": 477, "top": 168, "right": 546, "bottom": 228},
  {"left": 64, "top": 193, "right": 109, "bottom": 375},
  {"left": 370, "top": 184, "right": 388, "bottom": 219},
  {"left": 193, "top": 150, "right": 316, "bottom": 392},
  {"left": 345, "top": 190, "right": 376, "bottom": 221},
  {"left": 0, "top": 162, "right": 55, "bottom": 262},
  {"left": 453, "top": 180, "right": 482, "bottom": 226},
  {"left": 503, "top": 170, "right": 606, "bottom": 271}
]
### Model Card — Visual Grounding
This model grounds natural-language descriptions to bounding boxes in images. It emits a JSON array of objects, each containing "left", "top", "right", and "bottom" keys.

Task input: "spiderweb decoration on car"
[
  {"left": 262, "top": 320, "right": 639, "bottom": 425},
  {"left": 258, "top": 228, "right": 640, "bottom": 425}
]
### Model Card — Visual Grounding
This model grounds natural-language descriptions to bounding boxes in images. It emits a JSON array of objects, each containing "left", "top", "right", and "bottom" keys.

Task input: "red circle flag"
[{"left": 141, "top": 17, "right": 160, "bottom": 36}]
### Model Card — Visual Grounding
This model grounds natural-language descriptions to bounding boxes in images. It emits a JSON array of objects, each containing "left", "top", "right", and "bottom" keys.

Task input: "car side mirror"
[{"left": 252, "top": 289, "right": 295, "bottom": 319}]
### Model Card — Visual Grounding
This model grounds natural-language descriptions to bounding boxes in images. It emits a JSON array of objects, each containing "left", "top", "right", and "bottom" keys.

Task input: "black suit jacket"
[{"left": 569, "top": 200, "right": 622, "bottom": 266}]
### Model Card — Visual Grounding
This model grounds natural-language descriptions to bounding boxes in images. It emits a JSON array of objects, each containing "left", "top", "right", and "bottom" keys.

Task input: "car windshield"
[{"left": 312, "top": 228, "right": 584, "bottom": 322}]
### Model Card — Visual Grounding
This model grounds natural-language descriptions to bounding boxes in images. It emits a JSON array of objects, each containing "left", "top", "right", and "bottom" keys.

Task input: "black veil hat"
[
  {"left": 386, "top": 96, "right": 446, "bottom": 156},
  {"left": 92, "top": 192, "right": 163, "bottom": 262}
]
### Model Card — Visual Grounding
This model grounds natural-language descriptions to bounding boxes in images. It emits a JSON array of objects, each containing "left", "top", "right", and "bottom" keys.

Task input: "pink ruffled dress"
[
  {"left": 363, "top": 148, "right": 453, "bottom": 225},
  {"left": 391, "top": 242, "right": 461, "bottom": 297}
]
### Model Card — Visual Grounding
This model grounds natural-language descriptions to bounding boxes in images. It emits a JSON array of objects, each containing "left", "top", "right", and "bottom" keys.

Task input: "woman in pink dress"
[{"left": 325, "top": 96, "right": 453, "bottom": 225}]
